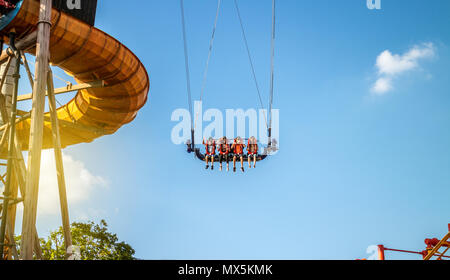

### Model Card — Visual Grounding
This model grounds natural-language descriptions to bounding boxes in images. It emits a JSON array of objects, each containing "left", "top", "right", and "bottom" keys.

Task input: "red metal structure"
[{"left": 376, "top": 224, "right": 450, "bottom": 260}]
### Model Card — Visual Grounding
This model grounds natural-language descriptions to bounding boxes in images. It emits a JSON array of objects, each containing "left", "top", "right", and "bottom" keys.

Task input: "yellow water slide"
[{"left": 0, "top": 0, "right": 149, "bottom": 152}]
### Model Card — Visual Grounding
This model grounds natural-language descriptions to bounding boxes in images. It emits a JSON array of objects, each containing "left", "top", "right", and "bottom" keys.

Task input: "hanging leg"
[{"left": 239, "top": 155, "right": 244, "bottom": 172}]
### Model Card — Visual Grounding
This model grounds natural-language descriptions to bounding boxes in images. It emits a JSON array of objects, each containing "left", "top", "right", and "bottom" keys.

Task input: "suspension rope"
[
  {"left": 233, "top": 0, "right": 268, "bottom": 131},
  {"left": 182, "top": 0, "right": 276, "bottom": 144},
  {"left": 194, "top": 0, "right": 222, "bottom": 131},
  {"left": 180, "top": 0, "right": 194, "bottom": 131},
  {"left": 268, "top": 0, "right": 276, "bottom": 138}
]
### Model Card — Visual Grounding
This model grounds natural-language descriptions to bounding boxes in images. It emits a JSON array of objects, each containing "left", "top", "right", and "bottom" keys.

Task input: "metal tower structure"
[{"left": 375, "top": 224, "right": 450, "bottom": 260}]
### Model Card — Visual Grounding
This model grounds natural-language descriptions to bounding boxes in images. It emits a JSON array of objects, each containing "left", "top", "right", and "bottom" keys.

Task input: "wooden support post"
[
  {"left": 0, "top": 125, "right": 8, "bottom": 149},
  {"left": 5, "top": 171, "right": 19, "bottom": 260},
  {"left": 7, "top": 174, "right": 18, "bottom": 232},
  {"left": 47, "top": 69, "right": 73, "bottom": 257},
  {"left": 20, "top": 0, "right": 52, "bottom": 260},
  {"left": 6, "top": 221, "right": 19, "bottom": 260},
  {"left": 0, "top": 56, "right": 19, "bottom": 260},
  {"left": 0, "top": 57, "right": 12, "bottom": 95},
  {"left": 0, "top": 71, "right": 43, "bottom": 260},
  {"left": 0, "top": 49, "right": 21, "bottom": 259},
  {"left": 20, "top": 51, "right": 34, "bottom": 88},
  {"left": 12, "top": 135, "right": 43, "bottom": 259}
]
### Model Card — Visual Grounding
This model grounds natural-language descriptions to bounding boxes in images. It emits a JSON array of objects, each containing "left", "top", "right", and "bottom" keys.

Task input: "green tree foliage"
[{"left": 16, "top": 220, "right": 136, "bottom": 260}]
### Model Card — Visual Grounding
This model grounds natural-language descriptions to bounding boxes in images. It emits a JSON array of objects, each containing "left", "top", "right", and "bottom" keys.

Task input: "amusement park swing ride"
[
  {"left": 180, "top": 0, "right": 279, "bottom": 163},
  {"left": 180, "top": 0, "right": 449, "bottom": 261}
]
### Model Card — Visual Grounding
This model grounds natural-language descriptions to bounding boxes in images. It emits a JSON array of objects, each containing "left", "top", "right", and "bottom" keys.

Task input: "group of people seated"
[{"left": 203, "top": 136, "right": 259, "bottom": 173}]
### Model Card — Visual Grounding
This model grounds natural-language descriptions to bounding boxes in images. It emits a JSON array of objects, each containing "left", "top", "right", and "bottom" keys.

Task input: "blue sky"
[{"left": 13, "top": 0, "right": 450, "bottom": 260}]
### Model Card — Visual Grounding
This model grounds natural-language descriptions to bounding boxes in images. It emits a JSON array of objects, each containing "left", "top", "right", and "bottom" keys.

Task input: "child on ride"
[
  {"left": 247, "top": 136, "right": 258, "bottom": 169},
  {"left": 203, "top": 137, "right": 216, "bottom": 170},
  {"left": 218, "top": 136, "right": 231, "bottom": 172},
  {"left": 232, "top": 137, "right": 245, "bottom": 173}
]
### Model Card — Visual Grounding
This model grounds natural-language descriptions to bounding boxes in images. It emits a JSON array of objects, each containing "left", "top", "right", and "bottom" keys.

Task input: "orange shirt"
[{"left": 233, "top": 143, "right": 245, "bottom": 155}]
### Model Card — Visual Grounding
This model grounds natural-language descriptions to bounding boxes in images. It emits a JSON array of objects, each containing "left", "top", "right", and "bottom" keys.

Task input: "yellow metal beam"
[
  {"left": 17, "top": 80, "right": 104, "bottom": 102},
  {"left": 424, "top": 232, "right": 450, "bottom": 260}
]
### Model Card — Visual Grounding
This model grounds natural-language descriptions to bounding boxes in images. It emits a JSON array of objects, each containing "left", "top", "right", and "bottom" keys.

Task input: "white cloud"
[
  {"left": 10, "top": 151, "right": 109, "bottom": 237},
  {"left": 372, "top": 77, "right": 393, "bottom": 96},
  {"left": 36, "top": 150, "right": 108, "bottom": 216},
  {"left": 371, "top": 43, "right": 435, "bottom": 95}
]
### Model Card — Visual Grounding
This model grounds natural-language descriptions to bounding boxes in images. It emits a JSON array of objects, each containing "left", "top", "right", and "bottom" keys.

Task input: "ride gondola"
[{"left": 186, "top": 138, "right": 278, "bottom": 162}]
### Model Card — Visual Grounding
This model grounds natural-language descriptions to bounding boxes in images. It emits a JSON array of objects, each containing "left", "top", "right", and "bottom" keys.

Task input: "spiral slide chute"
[{"left": 0, "top": 0, "right": 149, "bottom": 152}]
